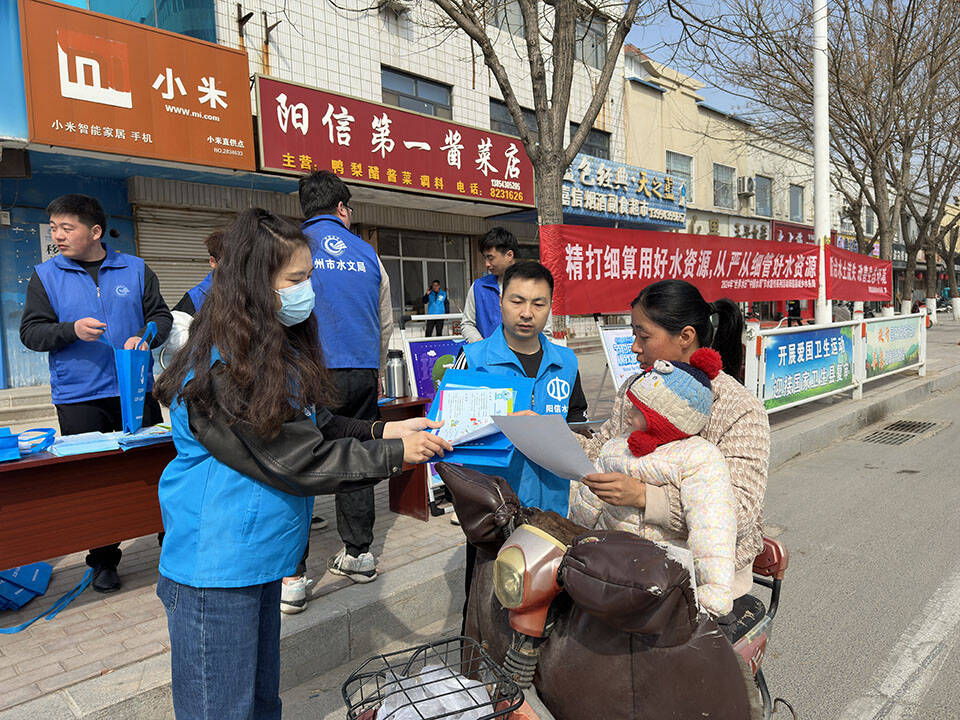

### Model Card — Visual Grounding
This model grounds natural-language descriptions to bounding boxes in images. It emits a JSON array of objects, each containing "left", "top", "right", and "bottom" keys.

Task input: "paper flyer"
[{"left": 435, "top": 388, "right": 515, "bottom": 445}]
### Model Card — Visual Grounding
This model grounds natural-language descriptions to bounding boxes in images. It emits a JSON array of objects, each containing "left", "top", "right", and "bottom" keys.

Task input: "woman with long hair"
[
  {"left": 579, "top": 279, "right": 768, "bottom": 630},
  {"left": 153, "top": 208, "right": 451, "bottom": 720}
]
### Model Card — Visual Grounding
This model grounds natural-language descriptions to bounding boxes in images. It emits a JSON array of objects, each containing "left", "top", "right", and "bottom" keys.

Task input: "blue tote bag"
[{"left": 114, "top": 321, "right": 157, "bottom": 434}]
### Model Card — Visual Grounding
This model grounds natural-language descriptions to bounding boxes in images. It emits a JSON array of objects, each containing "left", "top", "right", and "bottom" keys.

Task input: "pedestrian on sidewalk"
[
  {"left": 577, "top": 279, "right": 769, "bottom": 637},
  {"left": 422, "top": 279, "right": 450, "bottom": 336},
  {"left": 152, "top": 208, "right": 451, "bottom": 720},
  {"left": 296, "top": 171, "right": 394, "bottom": 608},
  {"left": 19, "top": 193, "right": 172, "bottom": 594}
]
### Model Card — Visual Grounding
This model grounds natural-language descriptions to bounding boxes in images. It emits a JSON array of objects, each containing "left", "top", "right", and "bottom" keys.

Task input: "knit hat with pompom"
[{"left": 624, "top": 348, "right": 723, "bottom": 457}]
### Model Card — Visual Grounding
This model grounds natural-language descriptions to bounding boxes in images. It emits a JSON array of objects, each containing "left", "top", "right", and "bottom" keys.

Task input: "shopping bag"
[
  {"left": 114, "top": 321, "right": 157, "bottom": 434},
  {"left": 0, "top": 427, "right": 56, "bottom": 463}
]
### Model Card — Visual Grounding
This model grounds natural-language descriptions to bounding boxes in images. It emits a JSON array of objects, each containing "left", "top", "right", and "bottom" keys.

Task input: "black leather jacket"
[{"left": 186, "top": 363, "right": 405, "bottom": 497}]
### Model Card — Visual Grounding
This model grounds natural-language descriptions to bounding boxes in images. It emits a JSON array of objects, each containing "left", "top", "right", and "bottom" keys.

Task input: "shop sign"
[
  {"left": 255, "top": 76, "right": 535, "bottom": 207},
  {"left": 762, "top": 325, "right": 854, "bottom": 410},
  {"left": 18, "top": 0, "right": 255, "bottom": 170},
  {"left": 772, "top": 220, "right": 815, "bottom": 244},
  {"left": 1, "top": 1, "right": 28, "bottom": 140},
  {"left": 561, "top": 154, "right": 686, "bottom": 228},
  {"left": 540, "top": 224, "right": 820, "bottom": 314},
  {"left": 865, "top": 317, "right": 921, "bottom": 380},
  {"left": 728, "top": 215, "right": 770, "bottom": 241},
  {"left": 686, "top": 211, "right": 727, "bottom": 236}
]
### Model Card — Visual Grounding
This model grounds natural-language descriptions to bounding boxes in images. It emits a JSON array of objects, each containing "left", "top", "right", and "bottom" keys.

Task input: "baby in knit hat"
[{"left": 569, "top": 348, "right": 737, "bottom": 618}]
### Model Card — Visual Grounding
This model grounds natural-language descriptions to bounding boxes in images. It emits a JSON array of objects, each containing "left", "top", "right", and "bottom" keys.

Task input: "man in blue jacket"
[
  {"left": 19, "top": 194, "right": 172, "bottom": 593},
  {"left": 289, "top": 171, "right": 393, "bottom": 611},
  {"left": 455, "top": 261, "right": 587, "bottom": 512},
  {"left": 422, "top": 279, "right": 450, "bottom": 336}
]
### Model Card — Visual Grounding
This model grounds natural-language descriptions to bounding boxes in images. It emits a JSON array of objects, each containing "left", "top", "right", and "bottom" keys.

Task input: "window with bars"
[
  {"left": 713, "top": 164, "right": 736, "bottom": 209},
  {"left": 378, "top": 230, "right": 469, "bottom": 322}
]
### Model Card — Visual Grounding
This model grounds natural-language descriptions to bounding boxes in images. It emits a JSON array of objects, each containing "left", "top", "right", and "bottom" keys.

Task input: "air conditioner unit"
[{"left": 737, "top": 175, "right": 755, "bottom": 196}]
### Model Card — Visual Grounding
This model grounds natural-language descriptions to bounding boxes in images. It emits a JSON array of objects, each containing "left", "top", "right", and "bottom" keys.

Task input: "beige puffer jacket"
[{"left": 579, "top": 371, "right": 769, "bottom": 597}]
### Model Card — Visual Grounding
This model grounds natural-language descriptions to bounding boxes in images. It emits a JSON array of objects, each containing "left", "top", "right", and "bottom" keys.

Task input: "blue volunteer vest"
[
  {"left": 157, "top": 350, "right": 313, "bottom": 588},
  {"left": 426, "top": 290, "right": 447, "bottom": 315},
  {"left": 186, "top": 272, "right": 213, "bottom": 312},
  {"left": 473, "top": 274, "right": 502, "bottom": 339},
  {"left": 302, "top": 215, "right": 382, "bottom": 369},
  {"left": 35, "top": 245, "right": 150, "bottom": 405},
  {"left": 462, "top": 326, "right": 580, "bottom": 515}
]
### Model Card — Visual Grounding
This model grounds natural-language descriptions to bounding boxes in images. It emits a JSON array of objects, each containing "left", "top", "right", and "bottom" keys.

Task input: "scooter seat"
[{"left": 718, "top": 593, "right": 767, "bottom": 643}]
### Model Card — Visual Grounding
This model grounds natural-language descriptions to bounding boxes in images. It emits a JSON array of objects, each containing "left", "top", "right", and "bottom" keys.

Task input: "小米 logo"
[
  {"left": 322, "top": 235, "right": 347, "bottom": 257},
  {"left": 56, "top": 29, "right": 132, "bottom": 109}
]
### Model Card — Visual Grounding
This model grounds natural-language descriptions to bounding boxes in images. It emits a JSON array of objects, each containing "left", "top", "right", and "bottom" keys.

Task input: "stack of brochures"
[{"left": 426, "top": 369, "right": 534, "bottom": 467}]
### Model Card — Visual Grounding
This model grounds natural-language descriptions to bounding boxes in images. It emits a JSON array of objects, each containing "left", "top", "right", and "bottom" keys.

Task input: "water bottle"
[{"left": 385, "top": 350, "right": 407, "bottom": 398}]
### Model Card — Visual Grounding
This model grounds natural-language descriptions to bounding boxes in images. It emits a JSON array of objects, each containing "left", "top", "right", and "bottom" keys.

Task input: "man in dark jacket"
[{"left": 19, "top": 193, "right": 171, "bottom": 593}]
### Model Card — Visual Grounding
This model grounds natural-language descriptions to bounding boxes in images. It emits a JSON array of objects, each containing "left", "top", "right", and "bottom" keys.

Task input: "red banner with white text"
[
  {"left": 825, "top": 245, "right": 892, "bottom": 301},
  {"left": 540, "top": 224, "right": 821, "bottom": 315}
]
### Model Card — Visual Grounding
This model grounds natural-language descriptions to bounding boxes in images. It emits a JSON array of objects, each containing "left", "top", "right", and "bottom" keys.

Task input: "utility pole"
[{"left": 814, "top": 0, "right": 832, "bottom": 324}]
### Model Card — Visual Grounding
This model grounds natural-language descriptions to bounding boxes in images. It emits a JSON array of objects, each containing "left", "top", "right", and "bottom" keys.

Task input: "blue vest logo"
[
  {"left": 115, "top": 284, "right": 130, "bottom": 297},
  {"left": 322, "top": 235, "right": 347, "bottom": 257},
  {"left": 547, "top": 377, "right": 571, "bottom": 402}
]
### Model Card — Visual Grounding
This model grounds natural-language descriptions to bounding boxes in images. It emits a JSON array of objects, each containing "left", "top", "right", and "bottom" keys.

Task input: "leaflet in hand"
[{"left": 435, "top": 387, "right": 515, "bottom": 446}]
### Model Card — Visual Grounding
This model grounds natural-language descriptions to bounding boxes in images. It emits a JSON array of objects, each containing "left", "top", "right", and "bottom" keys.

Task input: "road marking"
[{"left": 838, "top": 566, "right": 960, "bottom": 719}]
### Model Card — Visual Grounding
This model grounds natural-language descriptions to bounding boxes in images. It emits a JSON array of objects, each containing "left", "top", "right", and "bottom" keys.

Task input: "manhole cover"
[
  {"left": 882, "top": 420, "right": 938, "bottom": 434},
  {"left": 861, "top": 430, "right": 916, "bottom": 445}
]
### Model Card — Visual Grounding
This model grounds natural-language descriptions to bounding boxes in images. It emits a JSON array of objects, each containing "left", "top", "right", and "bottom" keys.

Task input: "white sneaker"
[
  {"left": 327, "top": 547, "right": 378, "bottom": 583},
  {"left": 280, "top": 576, "right": 313, "bottom": 614}
]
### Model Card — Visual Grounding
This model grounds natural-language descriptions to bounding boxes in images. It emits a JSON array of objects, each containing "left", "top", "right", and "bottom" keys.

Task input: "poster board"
[
  {"left": 599, "top": 325, "right": 643, "bottom": 389},
  {"left": 403, "top": 336, "right": 466, "bottom": 400},
  {"left": 761, "top": 325, "right": 855, "bottom": 411}
]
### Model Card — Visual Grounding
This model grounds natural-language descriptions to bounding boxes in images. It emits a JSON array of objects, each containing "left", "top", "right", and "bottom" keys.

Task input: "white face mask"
[{"left": 275, "top": 279, "right": 315, "bottom": 326}]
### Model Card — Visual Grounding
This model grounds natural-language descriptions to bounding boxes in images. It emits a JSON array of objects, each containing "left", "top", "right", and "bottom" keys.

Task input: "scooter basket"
[{"left": 342, "top": 635, "right": 524, "bottom": 720}]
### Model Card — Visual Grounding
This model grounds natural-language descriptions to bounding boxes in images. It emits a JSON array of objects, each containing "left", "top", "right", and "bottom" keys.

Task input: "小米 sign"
[
  {"left": 255, "top": 76, "right": 535, "bottom": 207},
  {"left": 18, "top": 0, "right": 255, "bottom": 170},
  {"left": 562, "top": 154, "right": 686, "bottom": 227}
]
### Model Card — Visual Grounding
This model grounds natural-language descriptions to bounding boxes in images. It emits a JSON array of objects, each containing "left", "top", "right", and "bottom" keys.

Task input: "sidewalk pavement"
[{"left": 1, "top": 319, "right": 958, "bottom": 719}]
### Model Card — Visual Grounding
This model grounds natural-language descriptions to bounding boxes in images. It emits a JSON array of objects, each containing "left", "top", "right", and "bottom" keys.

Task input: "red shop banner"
[
  {"left": 771, "top": 220, "right": 815, "bottom": 244},
  {"left": 825, "top": 245, "right": 892, "bottom": 301},
  {"left": 255, "top": 75, "right": 535, "bottom": 208},
  {"left": 540, "top": 225, "right": 820, "bottom": 315}
]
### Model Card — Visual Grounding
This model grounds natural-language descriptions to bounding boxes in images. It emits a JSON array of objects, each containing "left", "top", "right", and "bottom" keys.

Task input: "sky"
[{"left": 624, "top": 10, "right": 746, "bottom": 116}]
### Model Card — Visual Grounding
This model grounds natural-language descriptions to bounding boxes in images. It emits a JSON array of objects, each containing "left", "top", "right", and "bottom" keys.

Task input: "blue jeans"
[{"left": 157, "top": 575, "right": 283, "bottom": 720}]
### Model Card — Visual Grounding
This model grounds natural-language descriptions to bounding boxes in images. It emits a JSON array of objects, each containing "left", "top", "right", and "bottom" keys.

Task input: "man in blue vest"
[
  {"left": 461, "top": 227, "right": 518, "bottom": 343},
  {"left": 287, "top": 171, "right": 393, "bottom": 611},
  {"left": 453, "top": 261, "right": 586, "bottom": 628},
  {"left": 422, "top": 279, "right": 450, "bottom": 336},
  {"left": 455, "top": 261, "right": 587, "bottom": 512},
  {"left": 19, "top": 194, "right": 172, "bottom": 593}
]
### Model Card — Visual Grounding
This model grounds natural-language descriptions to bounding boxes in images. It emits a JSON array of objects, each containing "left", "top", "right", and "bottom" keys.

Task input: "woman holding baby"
[{"left": 572, "top": 279, "right": 769, "bottom": 630}]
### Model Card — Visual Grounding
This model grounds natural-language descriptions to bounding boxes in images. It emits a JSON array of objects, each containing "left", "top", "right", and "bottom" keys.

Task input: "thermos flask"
[{"left": 385, "top": 349, "right": 407, "bottom": 398}]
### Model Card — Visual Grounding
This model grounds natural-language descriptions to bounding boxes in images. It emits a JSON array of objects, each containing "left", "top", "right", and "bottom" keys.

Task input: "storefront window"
[{"left": 379, "top": 230, "right": 469, "bottom": 321}]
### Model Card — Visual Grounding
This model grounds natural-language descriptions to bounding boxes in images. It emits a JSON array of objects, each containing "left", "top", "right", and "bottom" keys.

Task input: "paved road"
[{"left": 763, "top": 384, "right": 960, "bottom": 719}]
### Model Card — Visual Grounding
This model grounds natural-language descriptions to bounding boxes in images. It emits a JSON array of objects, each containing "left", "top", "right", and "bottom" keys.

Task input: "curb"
[
  {"left": 768, "top": 365, "right": 960, "bottom": 470},
  {"left": 0, "top": 547, "right": 466, "bottom": 720}
]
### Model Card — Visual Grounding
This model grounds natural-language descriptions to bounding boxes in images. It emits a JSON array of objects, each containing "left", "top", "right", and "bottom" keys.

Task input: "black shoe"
[
  {"left": 311, "top": 516, "right": 328, "bottom": 529},
  {"left": 92, "top": 565, "right": 121, "bottom": 593}
]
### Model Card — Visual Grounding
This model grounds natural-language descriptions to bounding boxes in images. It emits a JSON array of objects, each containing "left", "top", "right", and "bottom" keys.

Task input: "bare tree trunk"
[
  {"left": 535, "top": 163, "right": 564, "bottom": 226},
  {"left": 948, "top": 228, "right": 960, "bottom": 299}
]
